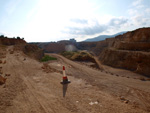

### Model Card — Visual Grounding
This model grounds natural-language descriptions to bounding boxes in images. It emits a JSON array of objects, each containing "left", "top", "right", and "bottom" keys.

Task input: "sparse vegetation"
[
  {"left": 0, "top": 35, "right": 4, "bottom": 38},
  {"left": 17, "top": 37, "right": 21, "bottom": 39},
  {"left": 61, "top": 51, "right": 76, "bottom": 59},
  {"left": 41, "top": 55, "right": 57, "bottom": 62},
  {"left": 61, "top": 51, "right": 95, "bottom": 62}
]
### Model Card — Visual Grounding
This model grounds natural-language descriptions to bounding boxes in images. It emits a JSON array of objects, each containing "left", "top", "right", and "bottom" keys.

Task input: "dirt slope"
[{"left": 0, "top": 46, "right": 150, "bottom": 113}]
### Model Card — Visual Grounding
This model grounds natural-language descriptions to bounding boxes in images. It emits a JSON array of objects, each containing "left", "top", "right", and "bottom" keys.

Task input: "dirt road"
[{"left": 0, "top": 46, "right": 150, "bottom": 113}]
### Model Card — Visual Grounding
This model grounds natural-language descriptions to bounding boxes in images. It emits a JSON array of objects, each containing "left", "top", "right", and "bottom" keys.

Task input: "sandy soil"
[{"left": 0, "top": 46, "right": 150, "bottom": 113}]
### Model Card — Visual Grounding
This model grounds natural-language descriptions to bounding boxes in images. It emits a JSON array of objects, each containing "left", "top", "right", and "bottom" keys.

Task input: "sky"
[{"left": 0, "top": 0, "right": 150, "bottom": 42}]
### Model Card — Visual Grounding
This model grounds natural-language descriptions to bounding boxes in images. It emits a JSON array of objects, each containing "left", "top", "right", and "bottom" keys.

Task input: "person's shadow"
[{"left": 63, "top": 84, "right": 68, "bottom": 97}]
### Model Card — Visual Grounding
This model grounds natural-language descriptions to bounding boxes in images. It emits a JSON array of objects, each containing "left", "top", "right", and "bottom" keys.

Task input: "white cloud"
[
  {"left": 1, "top": 0, "right": 149, "bottom": 42},
  {"left": 128, "top": 9, "right": 138, "bottom": 15},
  {"left": 132, "top": 15, "right": 143, "bottom": 25},
  {"left": 128, "top": 0, "right": 145, "bottom": 15},
  {"left": 61, "top": 16, "right": 128, "bottom": 41},
  {"left": 130, "top": 0, "right": 144, "bottom": 11},
  {"left": 145, "top": 8, "right": 150, "bottom": 14},
  {"left": 126, "top": 0, "right": 150, "bottom": 30},
  {"left": 20, "top": 0, "right": 102, "bottom": 42},
  {"left": 132, "top": 0, "right": 143, "bottom": 7},
  {"left": 136, "top": 4, "right": 144, "bottom": 9},
  {"left": 70, "top": 18, "right": 88, "bottom": 24},
  {"left": 109, "top": 17, "right": 128, "bottom": 27}
]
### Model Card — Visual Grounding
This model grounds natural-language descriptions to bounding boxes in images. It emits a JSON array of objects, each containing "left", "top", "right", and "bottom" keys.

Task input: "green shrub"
[
  {"left": 60, "top": 51, "right": 75, "bottom": 59},
  {"left": 61, "top": 51, "right": 95, "bottom": 62},
  {"left": 41, "top": 55, "right": 57, "bottom": 62}
]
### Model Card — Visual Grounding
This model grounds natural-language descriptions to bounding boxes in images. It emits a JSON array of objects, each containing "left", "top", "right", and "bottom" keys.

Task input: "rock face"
[
  {"left": 23, "top": 44, "right": 44, "bottom": 60},
  {"left": 0, "top": 37, "right": 26, "bottom": 45},
  {"left": 44, "top": 42, "right": 66, "bottom": 53},
  {"left": 34, "top": 27, "right": 150, "bottom": 76},
  {"left": 0, "top": 37, "right": 44, "bottom": 60},
  {"left": 98, "top": 27, "right": 150, "bottom": 77},
  {"left": 118, "top": 28, "right": 150, "bottom": 42},
  {"left": 36, "top": 40, "right": 77, "bottom": 53},
  {"left": 99, "top": 49, "right": 150, "bottom": 76},
  {"left": 15, "top": 44, "right": 44, "bottom": 60},
  {"left": 113, "top": 42, "right": 150, "bottom": 51},
  {"left": 77, "top": 42, "right": 97, "bottom": 51}
]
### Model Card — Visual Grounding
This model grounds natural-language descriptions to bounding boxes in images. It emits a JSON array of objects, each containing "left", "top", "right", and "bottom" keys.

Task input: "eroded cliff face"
[
  {"left": 98, "top": 27, "right": 150, "bottom": 76},
  {"left": 23, "top": 44, "right": 44, "bottom": 60},
  {"left": 99, "top": 49, "right": 150, "bottom": 76},
  {"left": 14, "top": 44, "right": 44, "bottom": 60},
  {"left": 36, "top": 41, "right": 78, "bottom": 53},
  {"left": 112, "top": 28, "right": 150, "bottom": 51},
  {"left": 119, "top": 28, "right": 150, "bottom": 42},
  {"left": 113, "top": 42, "right": 150, "bottom": 51},
  {"left": 0, "top": 37, "right": 26, "bottom": 45},
  {"left": 44, "top": 42, "right": 66, "bottom": 53},
  {"left": 0, "top": 37, "right": 44, "bottom": 60}
]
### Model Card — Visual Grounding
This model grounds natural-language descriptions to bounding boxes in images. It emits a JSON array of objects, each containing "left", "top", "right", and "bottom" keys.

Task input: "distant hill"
[{"left": 84, "top": 31, "right": 127, "bottom": 42}]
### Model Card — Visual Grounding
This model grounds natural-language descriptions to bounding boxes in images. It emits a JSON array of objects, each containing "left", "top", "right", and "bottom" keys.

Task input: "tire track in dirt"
[
  {"left": 49, "top": 53, "right": 150, "bottom": 112},
  {"left": 1, "top": 47, "right": 150, "bottom": 113},
  {"left": 12, "top": 54, "right": 55, "bottom": 113},
  {"left": 2, "top": 46, "right": 49, "bottom": 113}
]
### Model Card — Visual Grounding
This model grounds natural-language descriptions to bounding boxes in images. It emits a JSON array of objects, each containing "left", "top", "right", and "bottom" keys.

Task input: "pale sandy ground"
[{"left": 0, "top": 46, "right": 150, "bottom": 113}]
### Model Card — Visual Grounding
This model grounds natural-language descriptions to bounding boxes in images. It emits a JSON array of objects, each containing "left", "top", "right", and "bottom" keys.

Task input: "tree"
[
  {"left": 17, "top": 36, "right": 20, "bottom": 39},
  {"left": 0, "top": 35, "right": 4, "bottom": 38}
]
